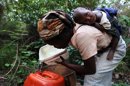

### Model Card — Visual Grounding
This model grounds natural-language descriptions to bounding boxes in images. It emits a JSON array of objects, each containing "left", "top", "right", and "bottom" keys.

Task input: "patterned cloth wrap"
[{"left": 37, "top": 11, "right": 71, "bottom": 40}]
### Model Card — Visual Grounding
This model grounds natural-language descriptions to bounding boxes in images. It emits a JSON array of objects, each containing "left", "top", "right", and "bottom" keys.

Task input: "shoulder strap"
[
  {"left": 77, "top": 25, "right": 83, "bottom": 30},
  {"left": 74, "top": 24, "right": 84, "bottom": 33}
]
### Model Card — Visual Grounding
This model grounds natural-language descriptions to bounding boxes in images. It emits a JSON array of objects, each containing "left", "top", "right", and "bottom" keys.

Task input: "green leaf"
[{"left": 5, "top": 63, "right": 10, "bottom": 67}]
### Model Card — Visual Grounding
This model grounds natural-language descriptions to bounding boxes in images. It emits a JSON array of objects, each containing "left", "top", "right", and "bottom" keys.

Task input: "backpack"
[{"left": 95, "top": 7, "right": 122, "bottom": 38}]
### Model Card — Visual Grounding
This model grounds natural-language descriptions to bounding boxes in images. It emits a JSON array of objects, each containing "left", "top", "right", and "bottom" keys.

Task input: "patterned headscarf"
[{"left": 37, "top": 10, "right": 72, "bottom": 40}]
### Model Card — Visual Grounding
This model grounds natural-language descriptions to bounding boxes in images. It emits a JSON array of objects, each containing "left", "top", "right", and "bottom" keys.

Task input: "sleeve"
[
  {"left": 100, "top": 11, "right": 111, "bottom": 30},
  {"left": 75, "top": 32, "right": 98, "bottom": 60}
]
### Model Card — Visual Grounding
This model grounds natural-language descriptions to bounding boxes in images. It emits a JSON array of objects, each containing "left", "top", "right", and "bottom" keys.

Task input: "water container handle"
[{"left": 42, "top": 71, "right": 60, "bottom": 80}]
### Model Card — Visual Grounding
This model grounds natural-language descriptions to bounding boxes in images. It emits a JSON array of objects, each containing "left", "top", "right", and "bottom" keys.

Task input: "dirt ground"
[{"left": 112, "top": 72, "right": 130, "bottom": 85}]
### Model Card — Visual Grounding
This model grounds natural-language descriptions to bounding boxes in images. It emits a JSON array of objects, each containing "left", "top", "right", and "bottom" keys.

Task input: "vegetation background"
[{"left": 0, "top": 0, "right": 130, "bottom": 86}]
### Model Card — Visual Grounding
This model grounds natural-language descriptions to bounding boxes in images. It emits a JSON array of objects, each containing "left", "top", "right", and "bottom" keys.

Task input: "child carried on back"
[{"left": 72, "top": 7, "right": 120, "bottom": 60}]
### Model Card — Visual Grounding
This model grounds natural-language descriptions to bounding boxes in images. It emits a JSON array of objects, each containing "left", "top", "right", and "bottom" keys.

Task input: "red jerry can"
[{"left": 24, "top": 70, "right": 65, "bottom": 86}]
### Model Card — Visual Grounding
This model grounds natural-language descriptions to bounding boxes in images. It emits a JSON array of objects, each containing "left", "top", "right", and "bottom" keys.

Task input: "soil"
[{"left": 112, "top": 72, "right": 130, "bottom": 85}]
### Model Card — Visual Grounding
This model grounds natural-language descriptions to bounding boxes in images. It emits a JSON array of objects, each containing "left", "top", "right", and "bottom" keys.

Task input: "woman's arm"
[{"left": 56, "top": 56, "right": 96, "bottom": 75}]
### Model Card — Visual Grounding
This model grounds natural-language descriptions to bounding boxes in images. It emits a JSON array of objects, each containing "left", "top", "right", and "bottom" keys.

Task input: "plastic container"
[{"left": 24, "top": 70, "right": 65, "bottom": 86}]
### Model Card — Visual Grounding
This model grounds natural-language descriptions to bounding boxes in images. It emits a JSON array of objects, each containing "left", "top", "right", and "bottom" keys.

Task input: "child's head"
[{"left": 72, "top": 7, "right": 96, "bottom": 25}]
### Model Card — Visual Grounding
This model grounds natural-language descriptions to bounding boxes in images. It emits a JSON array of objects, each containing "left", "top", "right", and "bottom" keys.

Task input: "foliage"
[
  {"left": 0, "top": 43, "right": 16, "bottom": 69},
  {"left": 112, "top": 83, "right": 129, "bottom": 86},
  {"left": 0, "top": 0, "right": 100, "bottom": 25},
  {"left": 67, "top": 46, "right": 83, "bottom": 65},
  {"left": 0, "top": 3, "right": 4, "bottom": 21}
]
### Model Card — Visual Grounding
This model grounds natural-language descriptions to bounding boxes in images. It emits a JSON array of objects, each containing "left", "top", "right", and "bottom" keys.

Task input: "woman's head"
[
  {"left": 72, "top": 7, "right": 96, "bottom": 25},
  {"left": 37, "top": 10, "right": 75, "bottom": 48}
]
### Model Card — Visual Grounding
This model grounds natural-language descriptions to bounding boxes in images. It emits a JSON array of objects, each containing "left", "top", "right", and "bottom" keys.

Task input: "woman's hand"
[
  {"left": 55, "top": 56, "right": 67, "bottom": 65},
  {"left": 56, "top": 56, "right": 96, "bottom": 75}
]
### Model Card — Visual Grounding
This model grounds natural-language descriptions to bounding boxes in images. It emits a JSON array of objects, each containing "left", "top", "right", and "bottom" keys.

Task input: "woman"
[{"left": 37, "top": 10, "right": 126, "bottom": 86}]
